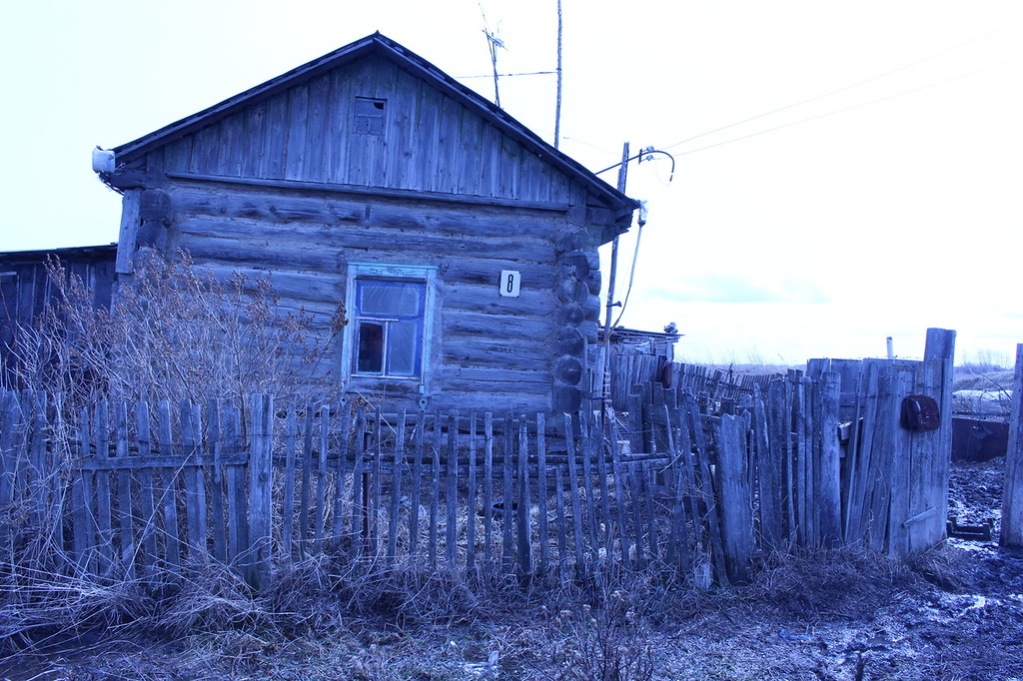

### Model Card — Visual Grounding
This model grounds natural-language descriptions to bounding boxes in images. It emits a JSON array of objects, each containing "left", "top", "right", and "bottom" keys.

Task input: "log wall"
[{"left": 146, "top": 180, "right": 602, "bottom": 413}]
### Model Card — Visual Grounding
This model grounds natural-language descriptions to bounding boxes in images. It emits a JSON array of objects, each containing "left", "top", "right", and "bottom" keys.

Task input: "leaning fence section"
[{"left": 0, "top": 329, "right": 960, "bottom": 590}]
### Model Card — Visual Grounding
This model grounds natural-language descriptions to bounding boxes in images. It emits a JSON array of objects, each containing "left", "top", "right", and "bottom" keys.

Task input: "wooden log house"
[{"left": 97, "top": 33, "right": 638, "bottom": 414}]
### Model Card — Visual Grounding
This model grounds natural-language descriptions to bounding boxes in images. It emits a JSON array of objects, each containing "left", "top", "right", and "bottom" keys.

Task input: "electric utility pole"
[{"left": 601, "top": 141, "right": 630, "bottom": 403}]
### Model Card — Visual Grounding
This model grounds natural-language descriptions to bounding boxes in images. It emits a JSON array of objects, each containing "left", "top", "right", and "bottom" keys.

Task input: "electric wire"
[
  {"left": 676, "top": 52, "right": 1023, "bottom": 157},
  {"left": 663, "top": 16, "right": 1023, "bottom": 152},
  {"left": 455, "top": 70, "right": 557, "bottom": 79},
  {"left": 612, "top": 221, "right": 644, "bottom": 329}
]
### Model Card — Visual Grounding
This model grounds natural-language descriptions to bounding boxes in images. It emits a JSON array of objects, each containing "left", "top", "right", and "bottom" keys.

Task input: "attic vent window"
[{"left": 354, "top": 97, "right": 387, "bottom": 135}]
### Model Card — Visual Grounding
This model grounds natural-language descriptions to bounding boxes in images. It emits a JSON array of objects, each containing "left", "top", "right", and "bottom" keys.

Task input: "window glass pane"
[
  {"left": 386, "top": 320, "right": 420, "bottom": 376},
  {"left": 356, "top": 322, "right": 384, "bottom": 374},
  {"left": 359, "top": 280, "right": 422, "bottom": 317}
]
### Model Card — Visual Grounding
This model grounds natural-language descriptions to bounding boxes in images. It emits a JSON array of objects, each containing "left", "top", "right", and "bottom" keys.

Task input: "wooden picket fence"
[{"left": 0, "top": 331, "right": 959, "bottom": 590}]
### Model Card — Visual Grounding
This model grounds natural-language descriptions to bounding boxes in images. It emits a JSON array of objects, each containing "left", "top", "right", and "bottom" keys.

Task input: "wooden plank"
[
  {"left": 72, "top": 407, "right": 94, "bottom": 572},
  {"left": 483, "top": 412, "right": 494, "bottom": 568},
  {"left": 246, "top": 394, "right": 274, "bottom": 589},
  {"left": 563, "top": 414, "right": 586, "bottom": 574},
  {"left": 886, "top": 369, "right": 915, "bottom": 558},
  {"left": 609, "top": 415, "right": 632, "bottom": 568},
  {"left": 759, "top": 381, "right": 785, "bottom": 550},
  {"left": 516, "top": 417, "right": 532, "bottom": 576},
  {"left": 115, "top": 402, "right": 136, "bottom": 580},
  {"left": 115, "top": 191, "right": 142, "bottom": 274},
  {"left": 300, "top": 407, "right": 314, "bottom": 555},
  {"left": 409, "top": 409, "right": 425, "bottom": 560},
  {"left": 314, "top": 403, "right": 330, "bottom": 553},
  {"left": 536, "top": 413, "right": 549, "bottom": 572},
  {"left": 628, "top": 456, "right": 645, "bottom": 568},
  {"left": 283, "top": 409, "right": 298, "bottom": 560},
  {"left": 578, "top": 412, "right": 598, "bottom": 553},
  {"left": 284, "top": 83, "right": 309, "bottom": 181},
  {"left": 716, "top": 414, "right": 754, "bottom": 583},
  {"left": 683, "top": 393, "right": 727, "bottom": 585},
  {"left": 370, "top": 410, "right": 383, "bottom": 557},
  {"left": 924, "top": 328, "right": 957, "bottom": 546},
  {"left": 94, "top": 401, "right": 113, "bottom": 576},
  {"left": 0, "top": 392, "right": 20, "bottom": 510},
  {"left": 807, "top": 377, "right": 820, "bottom": 546},
  {"left": 502, "top": 419, "right": 514, "bottom": 571},
  {"left": 784, "top": 371, "right": 797, "bottom": 541},
  {"left": 593, "top": 410, "right": 612, "bottom": 552},
  {"left": 28, "top": 393, "right": 48, "bottom": 530},
  {"left": 182, "top": 401, "right": 208, "bottom": 558},
  {"left": 858, "top": 363, "right": 882, "bottom": 542},
  {"left": 446, "top": 413, "right": 459, "bottom": 568},
  {"left": 207, "top": 400, "right": 227, "bottom": 564},
  {"left": 794, "top": 376, "right": 809, "bottom": 546},
  {"left": 643, "top": 462, "right": 659, "bottom": 563},
  {"left": 1002, "top": 344, "right": 1023, "bottom": 547},
  {"left": 350, "top": 408, "right": 366, "bottom": 559},
  {"left": 819, "top": 372, "right": 843, "bottom": 547},
  {"left": 429, "top": 415, "right": 442, "bottom": 569},
  {"left": 665, "top": 403, "right": 691, "bottom": 571},
  {"left": 135, "top": 402, "right": 158, "bottom": 577},
  {"left": 677, "top": 398, "right": 706, "bottom": 583},
  {"left": 386, "top": 409, "right": 407, "bottom": 564},
  {"left": 157, "top": 401, "right": 181, "bottom": 575},
  {"left": 466, "top": 412, "right": 478, "bottom": 572},
  {"left": 554, "top": 465, "right": 568, "bottom": 578},
  {"left": 79, "top": 451, "right": 248, "bottom": 471},
  {"left": 907, "top": 360, "right": 942, "bottom": 553},
  {"left": 224, "top": 406, "right": 246, "bottom": 563},
  {"left": 332, "top": 401, "right": 351, "bottom": 551}
]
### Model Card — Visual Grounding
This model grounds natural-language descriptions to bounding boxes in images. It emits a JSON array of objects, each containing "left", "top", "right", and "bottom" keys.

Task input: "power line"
[
  {"left": 663, "top": 16, "right": 1023, "bottom": 152},
  {"left": 676, "top": 52, "right": 1023, "bottom": 157},
  {"left": 455, "top": 70, "right": 557, "bottom": 79}
]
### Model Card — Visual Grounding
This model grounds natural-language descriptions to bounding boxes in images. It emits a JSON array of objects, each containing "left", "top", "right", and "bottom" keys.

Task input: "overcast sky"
[{"left": 2, "top": 1, "right": 1021, "bottom": 365}]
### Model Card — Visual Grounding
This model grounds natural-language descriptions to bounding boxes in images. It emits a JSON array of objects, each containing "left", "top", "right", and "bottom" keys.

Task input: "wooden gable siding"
[
  {"left": 163, "top": 180, "right": 583, "bottom": 411},
  {"left": 148, "top": 56, "right": 584, "bottom": 208}
]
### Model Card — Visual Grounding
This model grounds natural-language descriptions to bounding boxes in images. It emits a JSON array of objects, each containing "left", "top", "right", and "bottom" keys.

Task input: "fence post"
[
  {"left": 246, "top": 394, "right": 274, "bottom": 589},
  {"left": 716, "top": 413, "right": 754, "bottom": 583},
  {"left": 924, "top": 327, "right": 956, "bottom": 545},
  {"left": 1001, "top": 344, "right": 1023, "bottom": 547},
  {"left": 819, "top": 371, "right": 842, "bottom": 547}
]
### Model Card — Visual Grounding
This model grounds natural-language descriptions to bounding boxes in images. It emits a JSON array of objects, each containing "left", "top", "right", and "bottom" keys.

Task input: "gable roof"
[{"left": 110, "top": 32, "right": 637, "bottom": 217}]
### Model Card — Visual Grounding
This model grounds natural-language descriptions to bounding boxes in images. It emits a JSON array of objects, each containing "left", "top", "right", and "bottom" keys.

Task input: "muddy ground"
[{"left": 2, "top": 456, "right": 1021, "bottom": 681}]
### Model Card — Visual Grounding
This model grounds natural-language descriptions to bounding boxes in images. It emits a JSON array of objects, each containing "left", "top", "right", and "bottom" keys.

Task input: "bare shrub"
[{"left": 3, "top": 249, "right": 345, "bottom": 425}]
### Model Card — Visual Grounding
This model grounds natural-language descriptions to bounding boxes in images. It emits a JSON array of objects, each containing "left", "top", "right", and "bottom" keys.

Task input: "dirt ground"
[{"left": 2, "top": 456, "right": 1021, "bottom": 681}]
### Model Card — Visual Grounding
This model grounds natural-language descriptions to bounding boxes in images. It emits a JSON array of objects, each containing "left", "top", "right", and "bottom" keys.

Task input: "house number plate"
[{"left": 499, "top": 270, "right": 521, "bottom": 297}]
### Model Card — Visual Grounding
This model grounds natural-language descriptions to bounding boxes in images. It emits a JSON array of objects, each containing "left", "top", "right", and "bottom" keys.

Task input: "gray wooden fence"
[{"left": 0, "top": 330, "right": 962, "bottom": 590}]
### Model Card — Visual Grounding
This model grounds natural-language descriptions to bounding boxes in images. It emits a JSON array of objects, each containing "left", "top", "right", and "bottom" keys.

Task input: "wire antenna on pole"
[{"left": 479, "top": 2, "right": 506, "bottom": 107}]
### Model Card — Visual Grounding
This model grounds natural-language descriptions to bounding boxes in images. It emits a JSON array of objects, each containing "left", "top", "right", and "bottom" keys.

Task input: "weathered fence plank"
[
  {"left": 156, "top": 401, "right": 181, "bottom": 575},
  {"left": 1002, "top": 343, "right": 1023, "bottom": 547},
  {"left": 246, "top": 394, "right": 273, "bottom": 589},
  {"left": 387, "top": 409, "right": 407, "bottom": 564},
  {"left": 819, "top": 372, "right": 842, "bottom": 547},
  {"left": 136, "top": 402, "right": 159, "bottom": 576},
  {"left": 716, "top": 413, "right": 754, "bottom": 583}
]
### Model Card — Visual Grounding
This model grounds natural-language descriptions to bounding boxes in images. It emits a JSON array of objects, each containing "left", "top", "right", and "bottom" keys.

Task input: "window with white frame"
[{"left": 344, "top": 264, "right": 435, "bottom": 385}]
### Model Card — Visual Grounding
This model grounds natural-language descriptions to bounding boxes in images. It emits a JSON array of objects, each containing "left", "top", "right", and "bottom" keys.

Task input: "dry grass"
[{"left": 2, "top": 543, "right": 1019, "bottom": 680}]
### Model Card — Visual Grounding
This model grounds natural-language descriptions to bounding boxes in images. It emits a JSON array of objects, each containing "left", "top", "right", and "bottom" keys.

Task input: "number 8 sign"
[{"left": 499, "top": 270, "right": 521, "bottom": 297}]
